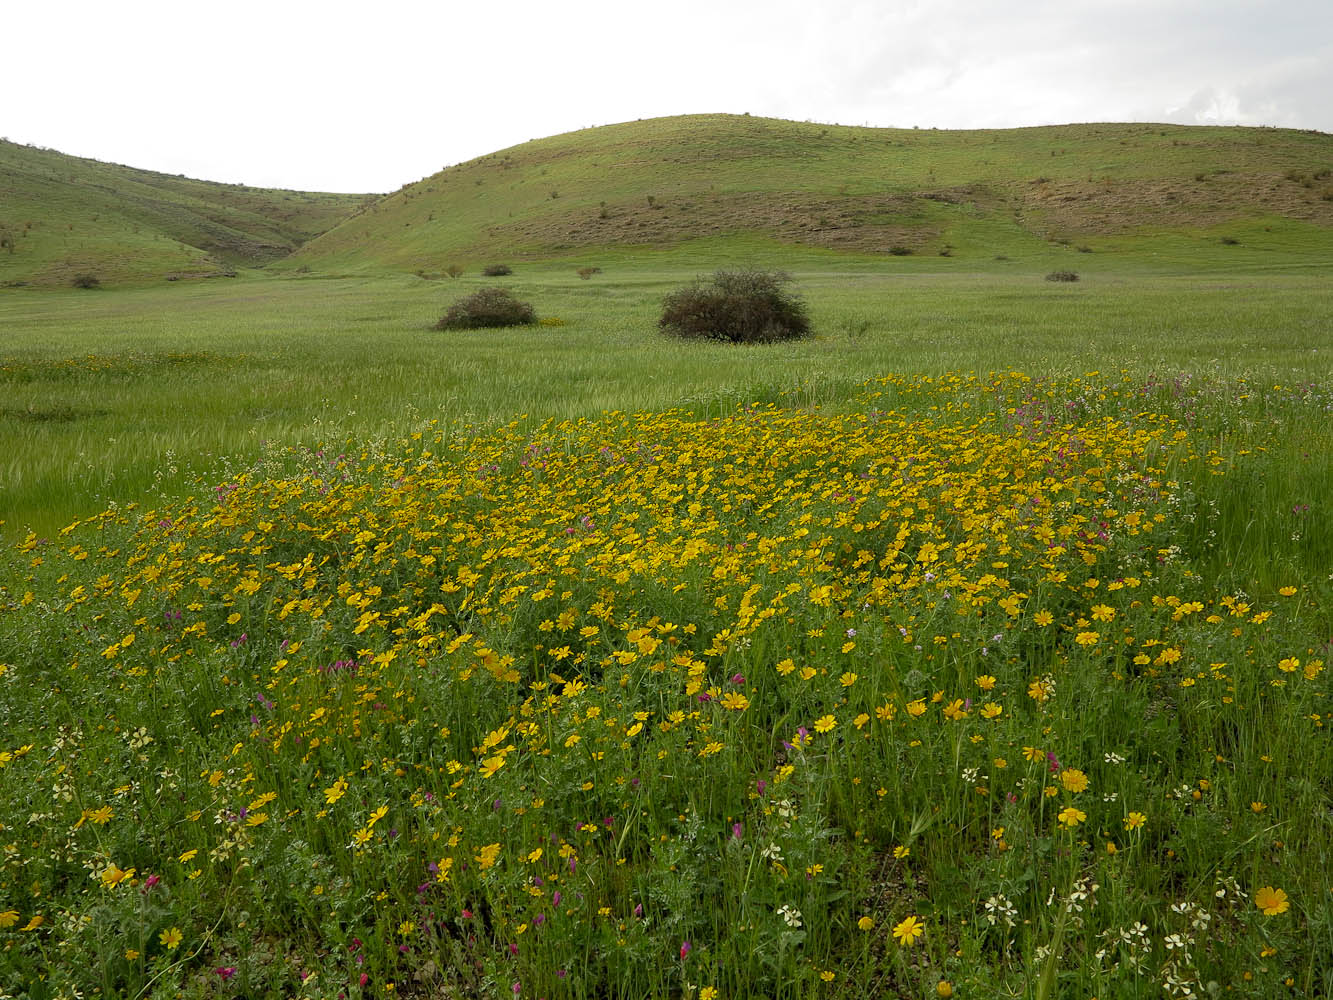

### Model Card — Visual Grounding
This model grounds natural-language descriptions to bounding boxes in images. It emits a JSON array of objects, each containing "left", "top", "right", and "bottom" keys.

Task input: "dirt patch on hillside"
[
  {"left": 486, "top": 186, "right": 997, "bottom": 254},
  {"left": 1018, "top": 171, "right": 1333, "bottom": 235}
]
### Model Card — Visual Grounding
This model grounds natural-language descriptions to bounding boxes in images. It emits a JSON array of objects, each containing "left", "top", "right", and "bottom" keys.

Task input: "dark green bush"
[
  {"left": 577, "top": 266, "right": 602, "bottom": 280},
  {"left": 481, "top": 264, "right": 513, "bottom": 277},
  {"left": 71, "top": 273, "right": 101, "bottom": 289},
  {"left": 659, "top": 269, "right": 810, "bottom": 344},
  {"left": 434, "top": 287, "right": 536, "bottom": 330},
  {"left": 1045, "top": 270, "right": 1079, "bottom": 282}
]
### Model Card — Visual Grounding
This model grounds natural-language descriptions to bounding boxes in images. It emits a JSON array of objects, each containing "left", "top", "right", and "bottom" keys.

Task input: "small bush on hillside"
[
  {"left": 71, "top": 273, "right": 101, "bottom": 289},
  {"left": 1220, "top": 236, "right": 1240, "bottom": 246},
  {"left": 577, "top": 267, "right": 602, "bottom": 280},
  {"left": 434, "top": 287, "right": 536, "bottom": 330},
  {"left": 482, "top": 264, "right": 513, "bottom": 277},
  {"left": 659, "top": 269, "right": 810, "bottom": 344},
  {"left": 445, "top": 264, "right": 464, "bottom": 279},
  {"left": 1045, "top": 270, "right": 1079, "bottom": 282},
  {"left": 887, "top": 246, "right": 912, "bottom": 256}
]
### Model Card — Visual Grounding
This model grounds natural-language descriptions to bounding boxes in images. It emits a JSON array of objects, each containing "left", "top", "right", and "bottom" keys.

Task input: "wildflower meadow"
[{"left": 2, "top": 367, "right": 1329, "bottom": 999}]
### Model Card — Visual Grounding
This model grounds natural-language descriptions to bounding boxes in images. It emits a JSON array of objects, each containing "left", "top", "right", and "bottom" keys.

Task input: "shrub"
[
  {"left": 1045, "top": 270, "right": 1079, "bottom": 282},
  {"left": 481, "top": 264, "right": 513, "bottom": 277},
  {"left": 659, "top": 269, "right": 810, "bottom": 344},
  {"left": 887, "top": 245, "right": 912, "bottom": 256},
  {"left": 445, "top": 264, "right": 464, "bottom": 279},
  {"left": 1220, "top": 236, "right": 1240, "bottom": 246},
  {"left": 434, "top": 287, "right": 536, "bottom": 330},
  {"left": 71, "top": 273, "right": 101, "bottom": 289},
  {"left": 577, "top": 267, "right": 602, "bottom": 280}
]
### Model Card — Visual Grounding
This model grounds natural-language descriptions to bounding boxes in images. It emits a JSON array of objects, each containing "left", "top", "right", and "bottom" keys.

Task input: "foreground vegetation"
[
  {"left": 2, "top": 359, "right": 1331, "bottom": 998},
  {"left": 3, "top": 263, "right": 1332, "bottom": 545}
]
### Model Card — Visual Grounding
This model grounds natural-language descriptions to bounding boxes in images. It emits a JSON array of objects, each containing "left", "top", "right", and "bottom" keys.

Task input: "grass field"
[{"left": 1, "top": 118, "right": 1332, "bottom": 999}]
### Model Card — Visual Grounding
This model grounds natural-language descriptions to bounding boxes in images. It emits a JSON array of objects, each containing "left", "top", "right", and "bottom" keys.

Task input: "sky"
[{"left": 6, "top": 0, "right": 1330, "bottom": 193}]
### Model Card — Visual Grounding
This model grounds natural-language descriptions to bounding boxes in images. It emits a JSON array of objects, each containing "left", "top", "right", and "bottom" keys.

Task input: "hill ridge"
[
  {"left": 291, "top": 114, "right": 1333, "bottom": 272},
  {"left": 0, "top": 139, "right": 373, "bottom": 286}
]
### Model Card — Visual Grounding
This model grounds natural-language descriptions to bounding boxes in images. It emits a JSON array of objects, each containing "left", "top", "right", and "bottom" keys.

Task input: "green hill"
[
  {"left": 290, "top": 114, "right": 1333, "bottom": 273},
  {"left": 0, "top": 139, "right": 373, "bottom": 286}
]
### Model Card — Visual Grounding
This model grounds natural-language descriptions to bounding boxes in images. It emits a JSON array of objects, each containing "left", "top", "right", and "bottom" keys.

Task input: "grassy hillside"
[
  {"left": 290, "top": 115, "right": 1333, "bottom": 274},
  {"left": 0, "top": 139, "right": 372, "bottom": 286}
]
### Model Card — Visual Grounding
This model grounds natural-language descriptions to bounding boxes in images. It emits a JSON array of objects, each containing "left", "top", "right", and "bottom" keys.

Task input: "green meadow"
[{"left": 1, "top": 118, "right": 1331, "bottom": 999}]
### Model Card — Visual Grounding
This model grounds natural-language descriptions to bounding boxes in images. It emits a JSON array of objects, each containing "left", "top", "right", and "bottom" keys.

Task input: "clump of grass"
[
  {"left": 659, "top": 269, "right": 810, "bottom": 343},
  {"left": 1220, "top": 236, "right": 1240, "bottom": 246},
  {"left": 434, "top": 287, "right": 536, "bottom": 330},
  {"left": 70, "top": 273, "right": 101, "bottom": 289},
  {"left": 887, "top": 246, "right": 912, "bottom": 256},
  {"left": 1045, "top": 270, "right": 1079, "bottom": 282},
  {"left": 481, "top": 263, "right": 513, "bottom": 277},
  {"left": 576, "top": 266, "right": 602, "bottom": 280}
]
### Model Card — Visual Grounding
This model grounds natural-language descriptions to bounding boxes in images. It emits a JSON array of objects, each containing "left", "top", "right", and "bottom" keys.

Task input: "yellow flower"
[
  {"left": 1034, "top": 610, "right": 1053, "bottom": 626},
  {"left": 700, "top": 988, "right": 719, "bottom": 1000},
  {"left": 1057, "top": 806, "right": 1086, "bottom": 828},
  {"left": 475, "top": 842, "right": 501, "bottom": 870},
  {"left": 87, "top": 805, "right": 114, "bottom": 825},
  {"left": 1278, "top": 586, "right": 1297, "bottom": 596},
  {"left": 0, "top": 910, "right": 18, "bottom": 928},
  {"left": 479, "top": 755, "right": 506, "bottom": 778},
  {"left": 178, "top": 849, "right": 198, "bottom": 863},
  {"left": 906, "top": 699, "right": 926, "bottom": 717},
  {"left": 1123, "top": 811, "right": 1146, "bottom": 830},
  {"left": 980, "top": 702, "right": 1003, "bottom": 719},
  {"left": 245, "top": 811, "right": 268, "bottom": 827},
  {"left": 1075, "top": 631, "right": 1100, "bottom": 647},
  {"left": 814, "top": 714, "right": 836, "bottom": 733},
  {"left": 324, "top": 778, "right": 348, "bottom": 805},
  {"left": 1278, "top": 657, "right": 1300, "bottom": 673},
  {"left": 159, "top": 926, "right": 182, "bottom": 950},
  {"left": 21, "top": 915, "right": 45, "bottom": 932},
  {"left": 100, "top": 864, "right": 135, "bottom": 888},
  {"left": 857, "top": 915, "right": 875, "bottom": 931},
  {"left": 893, "top": 845, "right": 910, "bottom": 859},
  {"left": 720, "top": 691, "right": 749, "bottom": 711},
  {"left": 820, "top": 970, "right": 835, "bottom": 982},
  {"left": 839, "top": 671, "right": 857, "bottom": 687},
  {"left": 1022, "top": 745, "right": 1044, "bottom": 762},
  {"left": 1254, "top": 886, "right": 1290, "bottom": 916},
  {"left": 1060, "top": 768, "right": 1089, "bottom": 793},
  {"left": 975, "top": 674, "right": 996, "bottom": 691},
  {"left": 892, "top": 914, "right": 925, "bottom": 946}
]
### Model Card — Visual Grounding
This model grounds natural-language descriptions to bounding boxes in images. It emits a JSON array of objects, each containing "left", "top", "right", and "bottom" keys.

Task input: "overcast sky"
[{"left": 6, "top": 0, "right": 1330, "bottom": 193}]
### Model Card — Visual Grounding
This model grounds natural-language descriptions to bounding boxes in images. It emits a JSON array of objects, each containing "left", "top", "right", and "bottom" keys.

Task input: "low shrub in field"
[
  {"left": 71, "top": 273, "right": 101, "bottom": 289},
  {"left": 434, "top": 287, "right": 536, "bottom": 330},
  {"left": 482, "top": 263, "right": 513, "bottom": 277},
  {"left": 659, "top": 269, "right": 810, "bottom": 343},
  {"left": 445, "top": 264, "right": 465, "bottom": 279},
  {"left": 576, "top": 266, "right": 602, "bottom": 279},
  {"left": 1045, "top": 270, "right": 1079, "bottom": 282}
]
